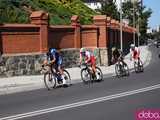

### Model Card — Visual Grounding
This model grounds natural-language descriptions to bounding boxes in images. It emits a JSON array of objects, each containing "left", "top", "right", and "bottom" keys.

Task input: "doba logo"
[{"left": 136, "top": 109, "right": 160, "bottom": 120}]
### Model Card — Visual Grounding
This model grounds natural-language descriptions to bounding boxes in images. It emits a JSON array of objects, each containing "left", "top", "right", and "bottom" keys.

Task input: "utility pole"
[
  {"left": 133, "top": 0, "right": 136, "bottom": 45},
  {"left": 137, "top": 13, "right": 140, "bottom": 47},
  {"left": 120, "top": 0, "right": 123, "bottom": 52}
]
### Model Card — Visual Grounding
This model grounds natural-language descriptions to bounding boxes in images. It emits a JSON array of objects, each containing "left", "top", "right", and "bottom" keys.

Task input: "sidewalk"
[{"left": 0, "top": 45, "right": 152, "bottom": 95}]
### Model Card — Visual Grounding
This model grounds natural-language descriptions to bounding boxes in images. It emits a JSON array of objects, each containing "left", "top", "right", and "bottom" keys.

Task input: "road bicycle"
[
  {"left": 80, "top": 63, "right": 103, "bottom": 84},
  {"left": 115, "top": 57, "right": 130, "bottom": 77},
  {"left": 133, "top": 57, "right": 144, "bottom": 73},
  {"left": 41, "top": 64, "right": 71, "bottom": 90}
]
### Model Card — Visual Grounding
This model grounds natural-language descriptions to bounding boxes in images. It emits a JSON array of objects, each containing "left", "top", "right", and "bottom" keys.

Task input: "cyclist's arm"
[
  {"left": 50, "top": 58, "right": 56, "bottom": 64},
  {"left": 118, "top": 50, "right": 123, "bottom": 60},
  {"left": 111, "top": 52, "right": 115, "bottom": 63},
  {"left": 85, "top": 57, "right": 90, "bottom": 63},
  {"left": 85, "top": 52, "right": 91, "bottom": 63},
  {"left": 49, "top": 53, "right": 56, "bottom": 65},
  {"left": 136, "top": 47, "right": 140, "bottom": 56},
  {"left": 129, "top": 49, "right": 133, "bottom": 60},
  {"left": 43, "top": 53, "right": 49, "bottom": 65},
  {"left": 79, "top": 53, "right": 83, "bottom": 64}
]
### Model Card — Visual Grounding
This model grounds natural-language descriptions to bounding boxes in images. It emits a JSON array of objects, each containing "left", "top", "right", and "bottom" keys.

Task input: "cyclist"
[
  {"left": 43, "top": 48, "right": 66, "bottom": 85},
  {"left": 111, "top": 47, "right": 127, "bottom": 66},
  {"left": 79, "top": 48, "right": 99, "bottom": 79},
  {"left": 130, "top": 44, "right": 140, "bottom": 61},
  {"left": 111, "top": 47, "right": 121, "bottom": 64}
]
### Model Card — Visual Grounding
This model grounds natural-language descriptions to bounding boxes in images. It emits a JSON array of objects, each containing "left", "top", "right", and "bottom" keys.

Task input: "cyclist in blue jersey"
[{"left": 43, "top": 48, "right": 66, "bottom": 85}]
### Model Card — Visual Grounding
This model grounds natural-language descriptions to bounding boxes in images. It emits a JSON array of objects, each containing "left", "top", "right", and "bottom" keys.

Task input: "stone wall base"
[
  {"left": 99, "top": 48, "right": 109, "bottom": 66},
  {"left": 0, "top": 48, "right": 109, "bottom": 77}
]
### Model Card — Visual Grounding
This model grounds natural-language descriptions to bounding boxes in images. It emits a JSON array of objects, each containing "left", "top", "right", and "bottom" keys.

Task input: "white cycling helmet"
[
  {"left": 130, "top": 44, "right": 135, "bottom": 48},
  {"left": 80, "top": 48, "right": 86, "bottom": 53}
]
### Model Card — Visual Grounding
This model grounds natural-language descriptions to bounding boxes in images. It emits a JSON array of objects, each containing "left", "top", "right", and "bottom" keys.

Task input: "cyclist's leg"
[
  {"left": 117, "top": 59, "right": 122, "bottom": 72},
  {"left": 120, "top": 56, "right": 126, "bottom": 66},
  {"left": 53, "top": 63, "right": 61, "bottom": 84},
  {"left": 91, "top": 56, "right": 96, "bottom": 73},
  {"left": 91, "top": 56, "right": 100, "bottom": 79},
  {"left": 57, "top": 58, "right": 66, "bottom": 84},
  {"left": 133, "top": 58, "right": 137, "bottom": 64},
  {"left": 135, "top": 54, "right": 141, "bottom": 66},
  {"left": 55, "top": 57, "right": 63, "bottom": 74}
]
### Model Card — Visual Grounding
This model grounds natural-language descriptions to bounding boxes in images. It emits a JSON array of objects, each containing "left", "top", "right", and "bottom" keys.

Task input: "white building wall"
[{"left": 85, "top": 2, "right": 101, "bottom": 10}]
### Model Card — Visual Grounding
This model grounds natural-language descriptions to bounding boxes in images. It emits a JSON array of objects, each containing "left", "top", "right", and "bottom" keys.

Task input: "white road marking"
[{"left": 1, "top": 84, "right": 160, "bottom": 120}]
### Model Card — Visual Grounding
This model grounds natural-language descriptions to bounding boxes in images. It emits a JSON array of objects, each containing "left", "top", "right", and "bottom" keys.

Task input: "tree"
[
  {"left": 139, "top": 7, "right": 152, "bottom": 43},
  {"left": 122, "top": 1, "right": 152, "bottom": 44},
  {"left": 152, "top": 27, "right": 160, "bottom": 41},
  {"left": 97, "top": 0, "right": 119, "bottom": 20}
]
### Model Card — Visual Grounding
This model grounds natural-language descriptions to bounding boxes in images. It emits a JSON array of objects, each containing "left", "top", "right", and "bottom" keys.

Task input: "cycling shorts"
[
  {"left": 133, "top": 51, "right": 140, "bottom": 60},
  {"left": 88, "top": 56, "right": 96, "bottom": 65}
]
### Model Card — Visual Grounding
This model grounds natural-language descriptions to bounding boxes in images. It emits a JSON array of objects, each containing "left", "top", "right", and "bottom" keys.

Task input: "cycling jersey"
[
  {"left": 112, "top": 48, "right": 121, "bottom": 62},
  {"left": 47, "top": 51, "right": 62, "bottom": 66},
  {"left": 80, "top": 50, "right": 95, "bottom": 65},
  {"left": 130, "top": 47, "right": 140, "bottom": 60}
]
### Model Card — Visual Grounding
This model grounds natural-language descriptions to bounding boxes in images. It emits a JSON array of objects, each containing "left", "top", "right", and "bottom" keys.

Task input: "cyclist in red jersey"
[
  {"left": 79, "top": 48, "right": 98, "bottom": 78},
  {"left": 130, "top": 44, "right": 140, "bottom": 61}
]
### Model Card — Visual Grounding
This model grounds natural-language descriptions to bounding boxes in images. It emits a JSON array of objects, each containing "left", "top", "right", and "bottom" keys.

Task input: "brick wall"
[
  {"left": 0, "top": 25, "right": 40, "bottom": 54},
  {"left": 0, "top": 11, "right": 138, "bottom": 77},
  {"left": 49, "top": 26, "right": 75, "bottom": 49},
  {"left": 81, "top": 25, "right": 98, "bottom": 47},
  {"left": 0, "top": 11, "right": 137, "bottom": 55}
]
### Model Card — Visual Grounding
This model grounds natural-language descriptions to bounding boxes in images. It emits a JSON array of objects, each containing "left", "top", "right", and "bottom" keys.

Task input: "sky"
[
  {"left": 115, "top": 0, "right": 160, "bottom": 30},
  {"left": 144, "top": 0, "right": 160, "bottom": 29}
]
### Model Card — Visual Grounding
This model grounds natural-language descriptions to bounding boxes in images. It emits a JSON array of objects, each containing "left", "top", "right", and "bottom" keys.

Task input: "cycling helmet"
[
  {"left": 49, "top": 48, "right": 56, "bottom": 54},
  {"left": 112, "top": 47, "right": 116, "bottom": 52},
  {"left": 130, "top": 44, "right": 135, "bottom": 48},
  {"left": 80, "top": 48, "right": 86, "bottom": 53}
]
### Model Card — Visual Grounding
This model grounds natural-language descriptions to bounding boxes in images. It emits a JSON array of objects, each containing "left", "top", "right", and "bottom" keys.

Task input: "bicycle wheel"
[
  {"left": 134, "top": 61, "right": 139, "bottom": 73},
  {"left": 138, "top": 60, "right": 144, "bottom": 72},
  {"left": 123, "top": 64, "right": 130, "bottom": 76},
  {"left": 115, "top": 63, "right": 121, "bottom": 77},
  {"left": 44, "top": 71, "right": 56, "bottom": 90},
  {"left": 95, "top": 67, "right": 103, "bottom": 81},
  {"left": 63, "top": 69, "right": 71, "bottom": 86},
  {"left": 81, "top": 68, "right": 91, "bottom": 84}
]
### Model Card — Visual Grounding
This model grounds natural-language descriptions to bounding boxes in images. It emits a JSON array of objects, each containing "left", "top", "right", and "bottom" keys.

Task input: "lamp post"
[
  {"left": 132, "top": 0, "right": 141, "bottom": 46},
  {"left": 120, "top": 0, "right": 123, "bottom": 52},
  {"left": 132, "top": 0, "right": 136, "bottom": 45},
  {"left": 137, "top": 11, "right": 140, "bottom": 46}
]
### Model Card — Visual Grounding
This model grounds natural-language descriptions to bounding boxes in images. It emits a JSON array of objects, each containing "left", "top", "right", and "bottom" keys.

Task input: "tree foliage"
[
  {"left": 97, "top": 0, "right": 119, "bottom": 20},
  {"left": 122, "top": 1, "right": 152, "bottom": 44},
  {"left": 0, "top": 0, "right": 97, "bottom": 25}
]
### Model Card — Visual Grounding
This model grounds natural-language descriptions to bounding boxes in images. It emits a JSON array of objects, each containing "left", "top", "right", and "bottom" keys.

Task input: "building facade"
[{"left": 83, "top": 0, "right": 102, "bottom": 10}]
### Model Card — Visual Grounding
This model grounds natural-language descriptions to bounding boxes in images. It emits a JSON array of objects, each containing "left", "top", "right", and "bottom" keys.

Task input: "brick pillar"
[
  {"left": 111, "top": 19, "right": 117, "bottom": 46},
  {"left": 93, "top": 15, "right": 107, "bottom": 48},
  {"left": 71, "top": 15, "right": 81, "bottom": 48},
  {"left": 30, "top": 11, "right": 49, "bottom": 53},
  {"left": 93, "top": 15, "right": 109, "bottom": 66},
  {"left": 0, "top": 32, "right": 2, "bottom": 54}
]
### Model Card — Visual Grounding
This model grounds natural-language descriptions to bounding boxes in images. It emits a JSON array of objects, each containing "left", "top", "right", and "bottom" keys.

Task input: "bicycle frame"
[
  {"left": 133, "top": 57, "right": 143, "bottom": 73},
  {"left": 81, "top": 63, "right": 94, "bottom": 75},
  {"left": 115, "top": 57, "right": 129, "bottom": 77},
  {"left": 41, "top": 64, "right": 61, "bottom": 81},
  {"left": 133, "top": 57, "right": 141, "bottom": 66}
]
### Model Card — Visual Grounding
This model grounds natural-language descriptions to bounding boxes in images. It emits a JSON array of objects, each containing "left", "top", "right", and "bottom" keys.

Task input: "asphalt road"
[{"left": 0, "top": 44, "right": 160, "bottom": 120}]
